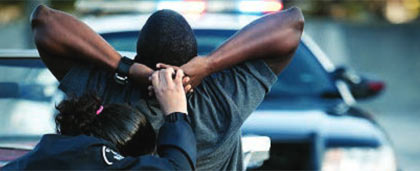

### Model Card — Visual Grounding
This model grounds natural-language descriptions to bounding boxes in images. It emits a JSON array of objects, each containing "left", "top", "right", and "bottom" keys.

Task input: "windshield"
[
  {"left": 0, "top": 59, "right": 62, "bottom": 137},
  {"left": 102, "top": 29, "right": 338, "bottom": 100}
]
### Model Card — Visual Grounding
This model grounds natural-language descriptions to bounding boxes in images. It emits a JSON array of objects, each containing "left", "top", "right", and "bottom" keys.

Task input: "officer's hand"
[
  {"left": 155, "top": 63, "right": 193, "bottom": 94},
  {"left": 150, "top": 68, "right": 188, "bottom": 116},
  {"left": 157, "top": 56, "right": 209, "bottom": 89}
]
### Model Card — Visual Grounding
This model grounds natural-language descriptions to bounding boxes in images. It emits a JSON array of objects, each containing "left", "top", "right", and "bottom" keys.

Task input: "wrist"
[
  {"left": 128, "top": 63, "right": 154, "bottom": 84},
  {"left": 114, "top": 56, "right": 134, "bottom": 85},
  {"left": 165, "top": 112, "right": 190, "bottom": 123},
  {"left": 202, "top": 56, "right": 214, "bottom": 76},
  {"left": 164, "top": 108, "right": 188, "bottom": 116},
  {"left": 108, "top": 53, "right": 122, "bottom": 70}
]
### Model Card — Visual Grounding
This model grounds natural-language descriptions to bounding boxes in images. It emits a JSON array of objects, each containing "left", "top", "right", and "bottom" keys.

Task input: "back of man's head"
[{"left": 135, "top": 10, "right": 197, "bottom": 69}]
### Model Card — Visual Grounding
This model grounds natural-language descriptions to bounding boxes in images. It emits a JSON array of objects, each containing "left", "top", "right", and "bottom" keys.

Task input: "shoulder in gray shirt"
[{"left": 59, "top": 60, "right": 277, "bottom": 170}]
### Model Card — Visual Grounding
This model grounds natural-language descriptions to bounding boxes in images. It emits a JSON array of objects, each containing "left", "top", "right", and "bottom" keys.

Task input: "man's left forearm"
[
  {"left": 32, "top": 5, "right": 120, "bottom": 73},
  {"left": 32, "top": 5, "right": 153, "bottom": 84}
]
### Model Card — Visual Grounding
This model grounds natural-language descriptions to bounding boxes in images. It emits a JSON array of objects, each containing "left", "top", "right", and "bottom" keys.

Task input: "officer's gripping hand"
[{"left": 150, "top": 68, "right": 188, "bottom": 116}]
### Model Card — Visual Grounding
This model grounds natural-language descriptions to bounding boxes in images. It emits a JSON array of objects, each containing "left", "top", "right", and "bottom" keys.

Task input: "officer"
[{"left": 3, "top": 68, "right": 196, "bottom": 170}]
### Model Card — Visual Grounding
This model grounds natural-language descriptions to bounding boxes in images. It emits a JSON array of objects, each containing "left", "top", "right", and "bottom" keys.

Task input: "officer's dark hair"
[
  {"left": 134, "top": 9, "right": 197, "bottom": 69},
  {"left": 55, "top": 93, "right": 156, "bottom": 157}
]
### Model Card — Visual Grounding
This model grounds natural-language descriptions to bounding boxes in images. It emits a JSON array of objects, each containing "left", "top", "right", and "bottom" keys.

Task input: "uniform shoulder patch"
[{"left": 102, "top": 145, "right": 125, "bottom": 165}]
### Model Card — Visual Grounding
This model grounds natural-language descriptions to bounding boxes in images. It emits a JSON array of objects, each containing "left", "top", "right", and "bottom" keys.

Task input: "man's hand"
[
  {"left": 150, "top": 68, "right": 188, "bottom": 116},
  {"left": 157, "top": 56, "right": 210, "bottom": 88}
]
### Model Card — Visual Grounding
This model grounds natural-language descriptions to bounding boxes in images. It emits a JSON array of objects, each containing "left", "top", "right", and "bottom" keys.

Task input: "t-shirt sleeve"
[
  {"left": 58, "top": 65, "right": 139, "bottom": 105},
  {"left": 58, "top": 65, "right": 106, "bottom": 97},
  {"left": 189, "top": 60, "right": 277, "bottom": 135}
]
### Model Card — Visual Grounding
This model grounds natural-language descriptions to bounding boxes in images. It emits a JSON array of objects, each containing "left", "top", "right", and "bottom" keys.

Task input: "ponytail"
[
  {"left": 55, "top": 93, "right": 156, "bottom": 156},
  {"left": 55, "top": 93, "right": 101, "bottom": 136}
]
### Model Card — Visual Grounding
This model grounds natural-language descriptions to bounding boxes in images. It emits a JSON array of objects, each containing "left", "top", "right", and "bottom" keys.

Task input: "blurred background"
[{"left": 0, "top": 0, "right": 419, "bottom": 170}]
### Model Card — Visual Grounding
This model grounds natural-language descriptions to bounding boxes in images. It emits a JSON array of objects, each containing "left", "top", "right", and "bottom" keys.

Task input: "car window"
[
  {"left": 269, "top": 43, "right": 337, "bottom": 98},
  {"left": 0, "top": 59, "right": 61, "bottom": 137},
  {"left": 101, "top": 31, "right": 138, "bottom": 52}
]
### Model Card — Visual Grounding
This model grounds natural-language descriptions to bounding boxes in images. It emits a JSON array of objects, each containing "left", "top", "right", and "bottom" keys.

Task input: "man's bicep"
[
  {"left": 32, "top": 5, "right": 118, "bottom": 81},
  {"left": 263, "top": 28, "right": 301, "bottom": 75},
  {"left": 264, "top": 8, "right": 303, "bottom": 75},
  {"left": 263, "top": 53, "right": 294, "bottom": 75},
  {"left": 32, "top": 6, "right": 74, "bottom": 81},
  {"left": 37, "top": 46, "right": 79, "bottom": 81}
]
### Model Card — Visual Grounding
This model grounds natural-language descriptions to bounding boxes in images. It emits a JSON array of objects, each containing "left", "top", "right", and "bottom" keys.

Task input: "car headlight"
[
  {"left": 322, "top": 146, "right": 397, "bottom": 171},
  {"left": 241, "top": 135, "right": 271, "bottom": 169}
]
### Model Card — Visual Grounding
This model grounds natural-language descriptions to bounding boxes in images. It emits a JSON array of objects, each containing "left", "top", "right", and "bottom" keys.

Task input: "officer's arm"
[
  {"left": 156, "top": 113, "right": 196, "bottom": 170},
  {"left": 31, "top": 5, "right": 152, "bottom": 84},
  {"left": 151, "top": 69, "right": 196, "bottom": 169}
]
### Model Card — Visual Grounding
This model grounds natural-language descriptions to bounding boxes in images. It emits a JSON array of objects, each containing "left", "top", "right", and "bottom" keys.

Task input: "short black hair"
[
  {"left": 55, "top": 93, "right": 156, "bottom": 157},
  {"left": 135, "top": 10, "right": 197, "bottom": 69}
]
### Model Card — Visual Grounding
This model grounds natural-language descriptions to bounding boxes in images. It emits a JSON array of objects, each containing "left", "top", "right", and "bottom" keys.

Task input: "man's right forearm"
[
  {"left": 179, "top": 7, "right": 303, "bottom": 87},
  {"left": 31, "top": 5, "right": 121, "bottom": 79}
]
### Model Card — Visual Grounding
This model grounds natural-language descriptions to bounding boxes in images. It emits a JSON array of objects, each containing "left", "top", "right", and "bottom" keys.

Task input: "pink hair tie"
[{"left": 96, "top": 105, "right": 104, "bottom": 115}]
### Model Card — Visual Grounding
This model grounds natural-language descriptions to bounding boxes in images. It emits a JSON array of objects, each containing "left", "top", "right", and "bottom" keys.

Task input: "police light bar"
[
  {"left": 238, "top": 0, "right": 283, "bottom": 14},
  {"left": 157, "top": 0, "right": 206, "bottom": 14}
]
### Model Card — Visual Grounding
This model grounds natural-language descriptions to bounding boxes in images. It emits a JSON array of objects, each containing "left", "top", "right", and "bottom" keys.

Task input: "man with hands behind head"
[{"left": 32, "top": 5, "right": 304, "bottom": 170}]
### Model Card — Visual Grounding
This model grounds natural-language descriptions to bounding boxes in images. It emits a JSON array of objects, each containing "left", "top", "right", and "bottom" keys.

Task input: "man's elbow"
[
  {"left": 288, "top": 7, "right": 305, "bottom": 34},
  {"left": 286, "top": 7, "right": 304, "bottom": 53},
  {"left": 31, "top": 5, "right": 52, "bottom": 29}
]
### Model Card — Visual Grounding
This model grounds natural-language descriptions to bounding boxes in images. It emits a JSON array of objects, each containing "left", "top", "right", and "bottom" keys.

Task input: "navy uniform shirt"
[{"left": 3, "top": 113, "right": 196, "bottom": 170}]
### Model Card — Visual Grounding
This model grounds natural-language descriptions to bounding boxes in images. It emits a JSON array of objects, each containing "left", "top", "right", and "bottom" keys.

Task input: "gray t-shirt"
[{"left": 59, "top": 60, "right": 277, "bottom": 170}]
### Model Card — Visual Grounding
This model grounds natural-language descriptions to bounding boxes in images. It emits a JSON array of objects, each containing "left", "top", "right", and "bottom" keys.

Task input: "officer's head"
[
  {"left": 55, "top": 93, "right": 156, "bottom": 157},
  {"left": 134, "top": 9, "right": 197, "bottom": 69}
]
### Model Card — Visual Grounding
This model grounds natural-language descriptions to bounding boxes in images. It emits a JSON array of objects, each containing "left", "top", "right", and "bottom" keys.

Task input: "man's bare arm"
[
  {"left": 179, "top": 7, "right": 304, "bottom": 87},
  {"left": 31, "top": 5, "right": 152, "bottom": 83},
  {"left": 209, "top": 7, "right": 304, "bottom": 74}
]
